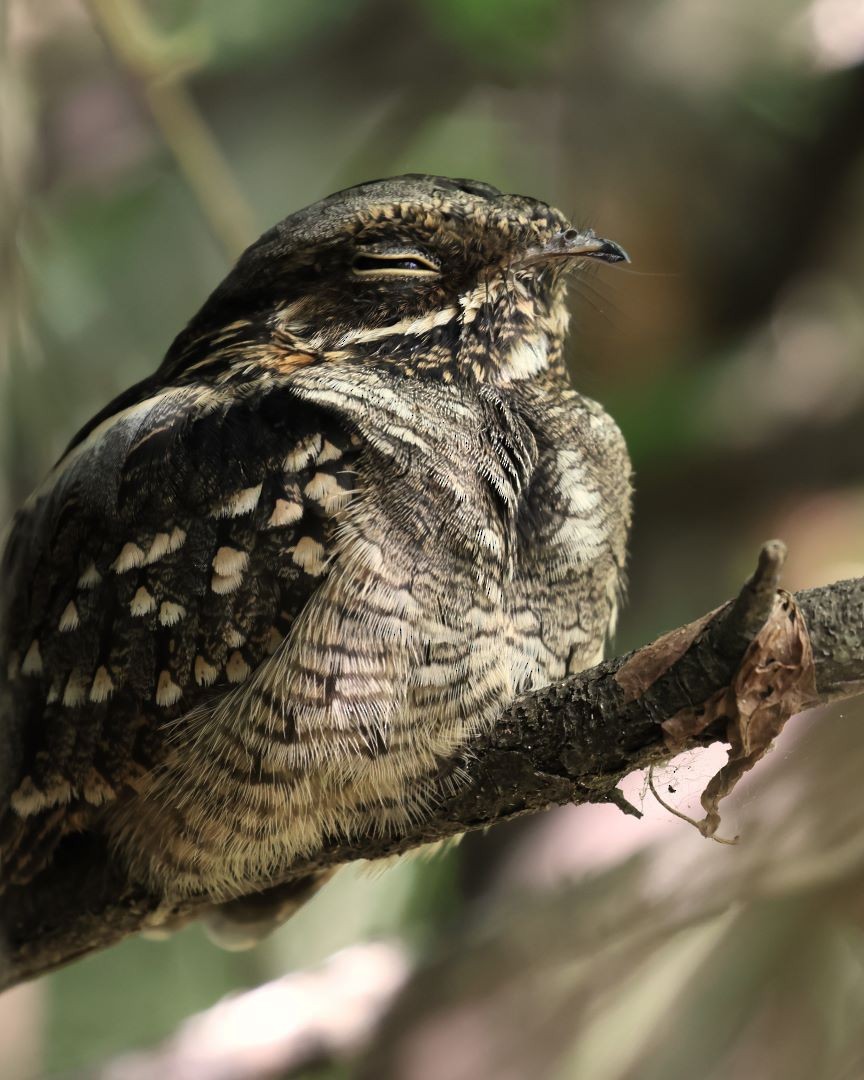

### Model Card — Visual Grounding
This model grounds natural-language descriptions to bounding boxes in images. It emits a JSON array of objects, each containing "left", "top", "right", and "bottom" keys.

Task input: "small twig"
[
  {"left": 647, "top": 766, "right": 739, "bottom": 845},
  {"left": 86, "top": 942, "right": 411, "bottom": 1080},
  {"left": 717, "top": 539, "right": 787, "bottom": 658},
  {"left": 0, "top": 0, "right": 35, "bottom": 380},
  {"left": 599, "top": 786, "right": 643, "bottom": 820},
  {"left": 82, "top": 0, "right": 257, "bottom": 260}
]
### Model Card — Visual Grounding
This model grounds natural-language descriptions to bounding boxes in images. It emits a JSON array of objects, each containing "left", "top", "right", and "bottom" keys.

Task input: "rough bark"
[{"left": 1, "top": 544, "right": 862, "bottom": 992}]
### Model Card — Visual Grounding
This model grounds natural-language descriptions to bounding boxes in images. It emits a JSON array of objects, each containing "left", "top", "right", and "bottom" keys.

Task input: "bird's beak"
[{"left": 519, "top": 229, "right": 630, "bottom": 268}]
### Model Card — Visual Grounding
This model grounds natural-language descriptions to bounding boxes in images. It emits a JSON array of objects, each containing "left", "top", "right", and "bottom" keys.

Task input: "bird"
[{"left": 0, "top": 175, "right": 632, "bottom": 944}]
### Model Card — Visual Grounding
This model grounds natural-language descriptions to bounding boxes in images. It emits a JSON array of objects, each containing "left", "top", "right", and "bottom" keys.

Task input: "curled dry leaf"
[
  {"left": 661, "top": 590, "right": 819, "bottom": 839},
  {"left": 615, "top": 606, "right": 722, "bottom": 703}
]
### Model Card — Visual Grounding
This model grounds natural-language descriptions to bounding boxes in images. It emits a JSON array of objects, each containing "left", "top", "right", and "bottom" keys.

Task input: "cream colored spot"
[
  {"left": 6, "top": 651, "right": 20, "bottom": 680},
  {"left": 317, "top": 440, "right": 343, "bottom": 464},
  {"left": 283, "top": 433, "right": 323, "bottom": 471},
  {"left": 267, "top": 498, "right": 303, "bottom": 528},
  {"left": 78, "top": 562, "right": 102, "bottom": 589},
  {"left": 159, "top": 601, "right": 186, "bottom": 626},
  {"left": 130, "top": 586, "right": 156, "bottom": 617},
  {"left": 226, "top": 650, "right": 251, "bottom": 683},
  {"left": 90, "top": 665, "right": 115, "bottom": 703},
  {"left": 194, "top": 655, "right": 219, "bottom": 687},
  {"left": 11, "top": 777, "right": 72, "bottom": 816},
  {"left": 225, "top": 627, "right": 246, "bottom": 648},
  {"left": 113, "top": 542, "right": 145, "bottom": 573},
  {"left": 82, "top": 774, "right": 114, "bottom": 805},
  {"left": 145, "top": 533, "right": 171, "bottom": 564},
  {"left": 63, "top": 671, "right": 88, "bottom": 707},
  {"left": 212, "top": 546, "right": 248, "bottom": 577},
  {"left": 59, "top": 601, "right": 80, "bottom": 632},
  {"left": 146, "top": 526, "right": 187, "bottom": 564},
  {"left": 214, "top": 483, "right": 262, "bottom": 519},
  {"left": 211, "top": 546, "right": 249, "bottom": 594},
  {"left": 304, "top": 472, "right": 348, "bottom": 511},
  {"left": 156, "top": 670, "right": 183, "bottom": 707},
  {"left": 291, "top": 536, "right": 326, "bottom": 576},
  {"left": 21, "top": 640, "right": 42, "bottom": 676},
  {"left": 212, "top": 572, "right": 240, "bottom": 595},
  {"left": 265, "top": 626, "right": 283, "bottom": 654},
  {"left": 46, "top": 683, "right": 60, "bottom": 704}
]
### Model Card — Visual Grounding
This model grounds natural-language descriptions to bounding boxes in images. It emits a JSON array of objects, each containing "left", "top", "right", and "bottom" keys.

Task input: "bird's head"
[{"left": 165, "top": 175, "right": 628, "bottom": 386}]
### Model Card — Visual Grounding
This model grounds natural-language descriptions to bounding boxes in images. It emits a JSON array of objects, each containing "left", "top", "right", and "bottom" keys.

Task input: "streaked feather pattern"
[{"left": 0, "top": 176, "right": 631, "bottom": 926}]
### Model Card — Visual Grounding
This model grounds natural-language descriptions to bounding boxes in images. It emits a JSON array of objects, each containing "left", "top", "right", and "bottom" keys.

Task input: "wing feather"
[{"left": 0, "top": 383, "right": 356, "bottom": 885}]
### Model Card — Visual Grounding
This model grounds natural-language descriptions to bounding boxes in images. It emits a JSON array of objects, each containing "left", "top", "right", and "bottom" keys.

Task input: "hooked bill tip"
[
  {"left": 592, "top": 238, "right": 630, "bottom": 264},
  {"left": 523, "top": 230, "right": 630, "bottom": 268}
]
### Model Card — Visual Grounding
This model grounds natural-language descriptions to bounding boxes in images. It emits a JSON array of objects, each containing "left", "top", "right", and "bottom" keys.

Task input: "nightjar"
[{"left": 0, "top": 175, "right": 631, "bottom": 941}]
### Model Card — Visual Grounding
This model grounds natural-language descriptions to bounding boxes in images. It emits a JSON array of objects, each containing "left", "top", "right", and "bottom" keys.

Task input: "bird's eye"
[{"left": 352, "top": 251, "right": 441, "bottom": 278}]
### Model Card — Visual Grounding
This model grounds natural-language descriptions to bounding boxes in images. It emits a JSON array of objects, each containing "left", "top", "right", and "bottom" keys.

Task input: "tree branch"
[
  {"left": 1, "top": 544, "right": 862, "bottom": 992},
  {"left": 82, "top": 0, "right": 256, "bottom": 259}
]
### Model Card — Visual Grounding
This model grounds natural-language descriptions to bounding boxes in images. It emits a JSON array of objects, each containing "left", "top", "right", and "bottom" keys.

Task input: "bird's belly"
[{"left": 121, "top": 461, "right": 615, "bottom": 898}]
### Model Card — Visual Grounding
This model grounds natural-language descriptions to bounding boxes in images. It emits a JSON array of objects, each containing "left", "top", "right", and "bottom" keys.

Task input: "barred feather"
[{"left": 0, "top": 175, "right": 631, "bottom": 928}]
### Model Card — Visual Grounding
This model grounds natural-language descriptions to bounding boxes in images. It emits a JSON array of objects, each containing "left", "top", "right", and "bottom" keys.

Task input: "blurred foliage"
[
  {"left": 420, "top": 0, "right": 567, "bottom": 68},
  {"left": 1, "top": 0, "right": 863, "bottom": 1076}
]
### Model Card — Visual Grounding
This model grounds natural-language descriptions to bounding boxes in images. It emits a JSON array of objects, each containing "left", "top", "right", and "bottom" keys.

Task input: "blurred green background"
[{"left": 2, "top": 0, "right": 864, "bottom": 1077}]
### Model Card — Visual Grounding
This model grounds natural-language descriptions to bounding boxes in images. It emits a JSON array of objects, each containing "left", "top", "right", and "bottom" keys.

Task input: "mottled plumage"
[{"left": 0, "top": 175, "right": 631, "bottom": 935}]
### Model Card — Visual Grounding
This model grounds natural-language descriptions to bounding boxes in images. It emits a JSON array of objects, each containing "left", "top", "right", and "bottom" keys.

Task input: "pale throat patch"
[
  {"left": 460, "top": 277, "right": 570, "bottom": 382},
  {"left": 499, "top": 332, "right": 550, "bottom": 381}
]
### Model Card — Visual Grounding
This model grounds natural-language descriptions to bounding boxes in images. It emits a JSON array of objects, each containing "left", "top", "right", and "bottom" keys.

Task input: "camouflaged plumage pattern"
[{"left": 0, "top": 175, "right": 631, "bottom": 905}]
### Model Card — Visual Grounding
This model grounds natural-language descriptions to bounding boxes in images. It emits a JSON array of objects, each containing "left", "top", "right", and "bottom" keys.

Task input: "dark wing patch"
[{"left": 0, "top": 385, "right": 357, "bottom": 885}]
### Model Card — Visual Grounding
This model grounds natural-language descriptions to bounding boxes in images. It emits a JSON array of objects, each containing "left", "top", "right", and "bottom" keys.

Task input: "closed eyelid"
[{"left": 351, "top": 250, "right": 441, "bottom": 277}]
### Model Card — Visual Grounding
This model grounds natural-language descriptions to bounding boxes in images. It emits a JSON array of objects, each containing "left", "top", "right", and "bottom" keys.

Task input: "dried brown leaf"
[
  {"left": 661, "top": 686, "right": 730, "bottom": 753},
  {"left": 615, "top": 607, "right": 722, "bottom": 703},
  {"left": 660, "top": 590, "right": 818, "bottom": 839}
]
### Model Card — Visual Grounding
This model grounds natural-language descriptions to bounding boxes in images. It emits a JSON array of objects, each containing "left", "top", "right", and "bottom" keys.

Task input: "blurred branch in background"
[
  {"left": 0, "top": 0, "right": 29, "bottom": 372},
  {"left": 0, "top": 0, "right": 37, "bottom": 528},
  {"left": 86, "top": 942, "right": 410, "bottom": 1080},
  {"left": 81, "top": 0, "right": 256, "bottom": 259}
]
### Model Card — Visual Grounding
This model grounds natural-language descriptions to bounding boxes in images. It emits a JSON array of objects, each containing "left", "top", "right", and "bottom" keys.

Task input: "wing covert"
[{"left": 0, "top": 382, "right": 357, "bottom": 882}]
